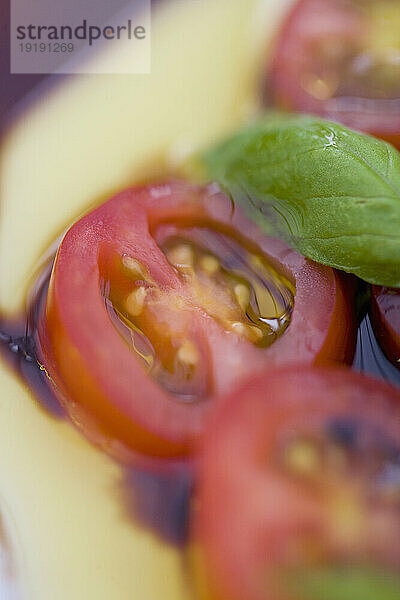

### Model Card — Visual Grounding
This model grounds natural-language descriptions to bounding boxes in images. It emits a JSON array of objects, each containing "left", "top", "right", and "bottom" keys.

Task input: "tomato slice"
[
  {"left": 37, "top": 181, "right": 355, "bottom": 457},
  {"left": 267, "top": 0, "right": 400, "bottom": 147},
  {"left": 371, "top": 286, "right": 400, "bottom": 369},
  {"left": 196, "top": 366, "right": 400, "bottom": 600}
]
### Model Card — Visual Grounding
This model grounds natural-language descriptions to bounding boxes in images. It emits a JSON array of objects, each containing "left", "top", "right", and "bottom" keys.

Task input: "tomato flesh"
[
  {"left": 104, "top": 227, "right": 295, "bottom": 401},
  {"left": 37, "top": 181, "right": 355, "bottom": 457},
  {"left": 370, "top": 286, "right": 400, "bottom": 369},
  {"left": 267, "top": 0, "right": 400, "bottom": 146},
  {"left": 196, "top": 366, "right": 400, "bottom": 600}
]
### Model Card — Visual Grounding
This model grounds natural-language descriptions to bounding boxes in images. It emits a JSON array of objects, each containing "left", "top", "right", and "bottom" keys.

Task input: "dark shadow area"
[
  {"left": 0, "top": 256, "right": 65, "bottom": 418},
  {"left": 120, "top": 460, "right": 194, "bottom": 546},
  {"left": 353, "top": 315, "right": 400, "bottom": 388}
]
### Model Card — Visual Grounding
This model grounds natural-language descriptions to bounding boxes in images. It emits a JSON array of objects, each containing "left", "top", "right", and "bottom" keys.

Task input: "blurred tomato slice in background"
[
  {"left": 267, "top": 0, "right": 400, "bottom": 148},
  {"left": 196, "top": 365, "right": 400, "bottom": 600}
]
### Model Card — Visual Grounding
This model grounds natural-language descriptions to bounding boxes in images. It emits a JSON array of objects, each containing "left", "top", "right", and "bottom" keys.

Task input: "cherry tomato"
[
  {"left": 371, "top": 286, "right": 400, "bottom": 369},
  {"left": 267, "top": 0, "right": 400, "bottom": 147},
  {"left": 37, "top": 181, "right": 355, "bottom": 457},
  {"left": 196, "top": 366, "right": 400, "bottom": 600}
]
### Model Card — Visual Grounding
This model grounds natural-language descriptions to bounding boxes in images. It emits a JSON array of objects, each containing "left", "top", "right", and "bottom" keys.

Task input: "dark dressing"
[
  {"left": 354, "top": 316, "right": 400, "bottom": 387},
  {"left": 0, "top": 257, "right": 64, "bottom": 418}
]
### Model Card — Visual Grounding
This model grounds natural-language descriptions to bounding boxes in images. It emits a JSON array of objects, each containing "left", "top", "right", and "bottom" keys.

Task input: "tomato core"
[{"left": 102, "top": 227, "right": 294, "bottom": 402}]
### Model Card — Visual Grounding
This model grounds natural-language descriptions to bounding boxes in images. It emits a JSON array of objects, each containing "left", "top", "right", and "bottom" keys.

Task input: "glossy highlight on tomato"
[
  {"left": 267, "top": 0, "right": 400, "bottom": 147},
  {"left": 37, "top": 181, "right": 355, "bottom": 457},
  {"left": 371, "top": 286, "right": 400, "bottom": 369},
  {"left": 196, "top": 366, "right": 400, "bottom": 600}
]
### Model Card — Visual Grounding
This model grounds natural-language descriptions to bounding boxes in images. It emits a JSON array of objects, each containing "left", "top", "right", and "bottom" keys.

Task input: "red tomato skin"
[
  {"left": 196, "top": 366, "right": 400, "bottom": 600},
  {"left": 314, "top": 271, "right": 356, "bottom": 366},
  {"left": 371, "top": 286, "right": 400, "bottom": 368},
  {"left": 267, "top": 0, "right": 400, "bottom": 147},
  {"left": 37, "top": 181, "right": 356, "bottom": 458}
]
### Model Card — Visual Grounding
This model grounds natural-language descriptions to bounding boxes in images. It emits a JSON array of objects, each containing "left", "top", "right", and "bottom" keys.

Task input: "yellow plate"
[{"left": 0, "top": 0, "right": 292, "bottom": 597}]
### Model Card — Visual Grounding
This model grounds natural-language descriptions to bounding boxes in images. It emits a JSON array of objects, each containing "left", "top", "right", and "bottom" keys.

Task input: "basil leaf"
[
  {"left": 201, "top": 114, "right": 400, "bottom": 287},
  {"left": 284, "top": 566, "right": 400, "bottom": 600}
]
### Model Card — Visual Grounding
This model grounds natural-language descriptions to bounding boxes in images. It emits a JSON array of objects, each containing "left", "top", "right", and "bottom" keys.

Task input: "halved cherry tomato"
[
  {"left": 371, "top": 286, "right": 400, "bottom": 369},
  {"left": 37, "top": 181, "right": 355, "bottom": 457},
  {"left": 196, "top": 366, "right": 400, "bottom": 600},
  {"left": 267, "top": 0, "right": 400, "bottom": 147}
]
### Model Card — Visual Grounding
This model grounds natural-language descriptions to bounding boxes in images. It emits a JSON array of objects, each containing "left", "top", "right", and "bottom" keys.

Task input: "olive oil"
[{"left": 103, "top": 227, "right": 294, "bottom": 401}]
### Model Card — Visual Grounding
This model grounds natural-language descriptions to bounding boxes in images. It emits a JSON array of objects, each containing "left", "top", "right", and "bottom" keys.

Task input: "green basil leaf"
[
  {"left": 200, "top": 114, "right": 400, "bottom": 287},
  {"left": 284, "top": 566, "right": 400, "bottom": 600}
]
